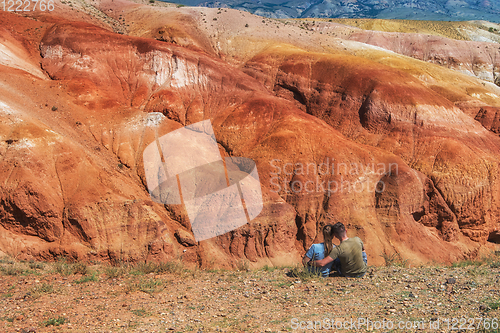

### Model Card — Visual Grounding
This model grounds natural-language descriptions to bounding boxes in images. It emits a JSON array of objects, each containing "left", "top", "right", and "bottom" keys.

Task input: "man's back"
[{"left": 328, "top": 237, "right": 366, "bottom": 277}]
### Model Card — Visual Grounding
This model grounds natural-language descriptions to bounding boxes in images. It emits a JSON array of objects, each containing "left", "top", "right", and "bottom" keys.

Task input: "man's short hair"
[{"left": 331, "top": 222, "right": 346, "bottom": 238}]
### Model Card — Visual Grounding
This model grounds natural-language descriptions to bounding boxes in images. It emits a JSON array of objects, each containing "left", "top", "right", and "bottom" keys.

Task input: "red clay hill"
[{"left": 0, "top": 1, "right": 499, "bottom": 267}]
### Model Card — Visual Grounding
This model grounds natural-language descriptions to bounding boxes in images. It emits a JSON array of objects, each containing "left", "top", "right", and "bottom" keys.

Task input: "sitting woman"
[{"left": 302, "top": 224, "right": 335, "bottom": 277}]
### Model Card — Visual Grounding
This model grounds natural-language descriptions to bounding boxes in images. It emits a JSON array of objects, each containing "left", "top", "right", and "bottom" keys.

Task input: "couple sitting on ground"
[{"left": 303, "top": 222, "right": 367, "bottom": 278}]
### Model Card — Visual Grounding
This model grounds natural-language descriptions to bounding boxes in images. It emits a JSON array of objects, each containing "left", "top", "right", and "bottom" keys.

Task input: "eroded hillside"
[{"left": 1, "top": 0, "right": 500, "bottom": 267}]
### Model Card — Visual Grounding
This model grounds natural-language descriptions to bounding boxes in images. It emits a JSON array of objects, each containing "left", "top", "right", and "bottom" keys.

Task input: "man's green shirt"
[{"left": 328, "top": 237, "right": 366, "bottom": 277}]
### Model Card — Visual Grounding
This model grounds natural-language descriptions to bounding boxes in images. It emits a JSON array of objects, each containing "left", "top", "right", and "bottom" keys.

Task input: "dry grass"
[
  {"left": 0, "top": 254, "right": 499, "bottom": 332},
  {"left": 325, "top": 18, "right": 470, "bottom": 41}
]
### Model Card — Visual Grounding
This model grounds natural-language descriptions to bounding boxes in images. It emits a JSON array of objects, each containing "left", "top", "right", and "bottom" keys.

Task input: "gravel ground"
[{"left": 1, "top": 258, "right": 500, "bottom": 332}]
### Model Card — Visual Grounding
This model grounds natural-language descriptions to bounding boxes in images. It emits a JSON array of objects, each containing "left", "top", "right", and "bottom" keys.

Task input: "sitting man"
[{"left": 307, "top": 222, "right": 367, "bottom": 278}]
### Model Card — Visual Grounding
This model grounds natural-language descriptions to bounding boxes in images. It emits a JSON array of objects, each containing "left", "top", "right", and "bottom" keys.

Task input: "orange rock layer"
[{"left": 0, "top": 5, "right": 499, "bottom": 267}]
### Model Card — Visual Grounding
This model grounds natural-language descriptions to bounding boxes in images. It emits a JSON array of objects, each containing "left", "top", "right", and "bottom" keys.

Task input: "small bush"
[
  {"left": 261, "top": 265, "right": 276, "bottom": 272},
  {"left": 0, "top": 257, "right": 14, "bottom": 264},
  {"left": 54, "top": 259, "right": 89, "bottom": 276},
  {"left": 54, "top": 258, "right": 73, "bottom": 275},
  {"left": 490, "top": 261, "right": 500, "bottom": 268},
  {"left": 489, "top": 302, "right": 500, "bottom": 310},
  {"left": 380, "top": 251, "right": 409, "bottom": 267},
  {"left": 130, "top": 262, "right": 158, "bottom": 275},
  {"left": 451, "top": 259, "right": 483, "bottom": 268},
  {"left": 31, "top": 283, "right": 54, "bottom": 299},
  {"left": 286, "top": 266, "right": 320, "bottom": 281},
  {"left": 72, "top": 262, "right": 90, "bottom": 275},
  {"left": 126, "top": 278, "right": 165, "bottom": 294},
  {"left": 104, "top": 265, "right": 127, "bottom": 278},
  {"left": 75, "top": 272, "right": 99, "bottom": 284},
  {"left": 140, "top": 279, "right": 164, "bottom": 293},
  {"left": 1, "top": 316, "right": 15, "bottom": 322},
  {"left": 156, "top": 261, "right": 184, "bottom": 274},
  {"left": 131, "top": 308, "right": 149, "bottom": 317},
  {"left": 28, "top": 261, "right": 45, "bottom": 270},
  {"left": 130, "top": 261, "right": 184, "bottom": 275},
  {"left": 43, "top": 316, "right": 66, "bottom": 327},
  {"left": 236, "top": 259, "right": 250, "bottom": 271},
  {"left": 0, "top": 265, "right": 24, "bottom": 276}
]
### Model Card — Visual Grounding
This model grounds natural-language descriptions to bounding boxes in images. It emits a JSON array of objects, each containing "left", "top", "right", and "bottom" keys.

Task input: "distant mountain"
[{"left": 167, "top": 0, "right": 500, "bottom": 22}]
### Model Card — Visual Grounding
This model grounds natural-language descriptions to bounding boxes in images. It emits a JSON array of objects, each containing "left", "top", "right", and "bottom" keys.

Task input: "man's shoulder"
[
  {"left": 344, "top": 237, "right": 363, "bottom": 249},
  {"left": 349, "top": 237, "right": 363, "bottom": 243}
]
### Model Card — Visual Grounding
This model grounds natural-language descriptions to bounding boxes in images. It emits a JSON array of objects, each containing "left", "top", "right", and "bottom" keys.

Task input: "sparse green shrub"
[
  {"left": 75, "top": 272, "right": 99, "bottom": 284},
  {"left": 72, "top": 262, "right": 89, "bottom": 275},
  {"left": 131, "top": 308, "right": 150, "bottom": 317},
  {"left": 286, "top": 266, "right": 320, "bottom": 281},
  {"left": 155, "top": 261, "right": 184, "bottom": 274},
  {"left": 1, "top": 316, "right": 15, "bottom": 322},
  {"left": 0, "top": 257, "right": 14, "bottom": 264},
  {"left": 130, "top": 261, "right": 184, "bottom": 275},
  {"left": 104, "top": 265, "right": 127, "bottom": 278},
  {"left": 466, "top": 265, "right": 490, "bottom": 276},
  {"left": 261, "top": 265, "right": 276, "bottom": 272},
  {"left": 126, "top": 278, "right": 165, "bottom": 294},
  {"left": 0, "top": 265, "right": 23, "bottom": 276},
  {"left": 380, "top": 251, "right": 409, "bottom": 267},
  {"left": 28, "top": 261, "right": 45, "bottom": 270},
  {"left": 31, "top": 282, "right": 54, "bottom": 299},
  {"left": 236, "top": 259, "right": 250, "bottom": 271},
  {"left": 490, "top": 261, "right": 500, "bottom": 268},
  {"left": 130, "top": 262, "right": 158, "bottom": 275},
  {"left": 451, "top": 259, "right": 482, "bottom": 268},
  {"left": 54, "top": 258, "right": 72, "bottom": 275},
  {"left": 139, "top": 279, "right": 163, "bottom": 294},
  {"left": 43, "top": 316, "right": 66, "bottom": 327},
  {"left": 54, "top": 259, "right": 89, "bottom": 276}
]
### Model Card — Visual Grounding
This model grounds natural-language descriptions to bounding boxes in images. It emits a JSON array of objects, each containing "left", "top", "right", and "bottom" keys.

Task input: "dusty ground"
[{"left": 1, "top": 256, "right": 500, "bottom": 333}]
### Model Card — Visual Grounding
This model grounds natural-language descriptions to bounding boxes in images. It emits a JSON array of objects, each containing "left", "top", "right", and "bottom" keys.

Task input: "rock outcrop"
[
  {"left": 0, "top": 4, "right": 499, "bottom": 267},
  {"left": 243, "top": 46, "right": 500, "bottom": 248}
]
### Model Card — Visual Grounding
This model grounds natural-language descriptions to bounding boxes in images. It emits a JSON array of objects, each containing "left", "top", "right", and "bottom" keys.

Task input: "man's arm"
[
  {"left": 311, "top": 256, "right": 334, "bottom": 267},
  {"left": 311, "top": 246, "right": 339, "bottom": 267}
]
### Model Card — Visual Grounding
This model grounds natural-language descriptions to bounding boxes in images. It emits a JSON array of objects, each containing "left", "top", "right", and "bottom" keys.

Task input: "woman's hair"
[{"left": 323, "top": 224, "right": 334, "bottom": 257}]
